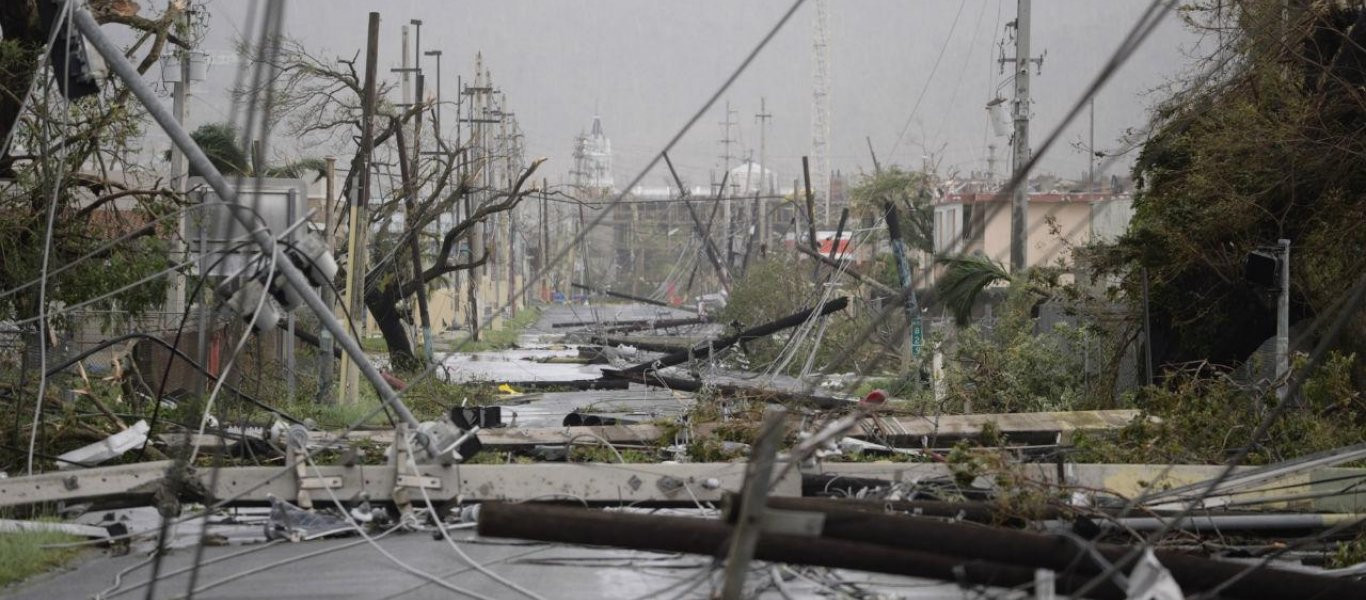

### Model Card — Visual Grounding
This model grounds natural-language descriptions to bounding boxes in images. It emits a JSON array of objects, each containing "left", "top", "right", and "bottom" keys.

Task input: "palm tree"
[
  {"left": 935, "top": 254, "right": 1013, "bottom": 325},
  {"left": 189, "top": 123, "right": 251, "bottom": 177}
]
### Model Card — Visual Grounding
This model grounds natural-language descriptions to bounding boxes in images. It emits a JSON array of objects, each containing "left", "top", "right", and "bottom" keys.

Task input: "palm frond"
[{"left": 935, "top": 254, "right": 1013, "bottom": 325}]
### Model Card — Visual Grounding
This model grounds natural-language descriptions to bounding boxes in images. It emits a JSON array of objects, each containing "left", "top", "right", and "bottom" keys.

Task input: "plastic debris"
[
  {"left": 1126, "top": 548, "right": 1183, "bottom": 600},
  {"left": 57, "top": 420, "right": 149, "bottom": 470}
]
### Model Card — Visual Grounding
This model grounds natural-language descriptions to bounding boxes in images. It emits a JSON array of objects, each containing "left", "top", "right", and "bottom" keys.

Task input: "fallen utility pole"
[
  {"left": 552, "top": 316, "right": 709, "bottom": 330},
  {"left": 313, "top": 408, "right": 1138, "bottom": 449},
  {"left": 621, "top": 296, "right": 849, "bottom": 374},
  {"left": 72, "top": 9, "right": 436, "bottom": 454},
  {"left": 588, "top": 336, "right": 691, "bottom": 354},
  {"left": 795, "top": 245, "right": 897, "bottom": 296},
  {"left": 600, "top": 317, "right": 711, "bottom": 334},
  {"left": 765, "top": 495, "right": 1075, "bottom": 527},
  {"left": 569, "top": 282, "right": 674, "bottom": 309},
  {"left": 736, "top": 498, "right": 1366, "bottom": 600},
  {"left": 477, "top": 502, "right": 1121, "bottom": 599},
  {"left": 603, "top": 369, "right": 851, "bottom": 410}
]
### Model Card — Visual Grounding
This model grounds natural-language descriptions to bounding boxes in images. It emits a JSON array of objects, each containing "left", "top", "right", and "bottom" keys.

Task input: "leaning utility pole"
[
  {"left": 74, "top": 6, "right": 436, "bottom": 449},
  {"left": 401, "top": 75, "right": 434, "bottom": 363},
  {"left": 885, "top": 203, "right": 922, "bottom": 364},
  {"left": 340, "top": 12, "right": 381, "bottom": 405},
  {"left": 1001, "top": 0, "right": 1042, "bottom": 272}
]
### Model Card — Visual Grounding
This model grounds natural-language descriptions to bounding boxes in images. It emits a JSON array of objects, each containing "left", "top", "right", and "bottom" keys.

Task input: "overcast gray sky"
[{"left": 168, "top": 0, "right": 1201, "bottom": 191}]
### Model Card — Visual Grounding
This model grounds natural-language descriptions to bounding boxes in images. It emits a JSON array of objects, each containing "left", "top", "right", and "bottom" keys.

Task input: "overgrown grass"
[
  {"left": 265, "top": 378, "right": 496, "bottom": 429},
  {"left": 360, "top": 335, "right": 388, "bottom": 353},
  {"left": 0, "top": 529, "right": 81, "bottom": 587}
]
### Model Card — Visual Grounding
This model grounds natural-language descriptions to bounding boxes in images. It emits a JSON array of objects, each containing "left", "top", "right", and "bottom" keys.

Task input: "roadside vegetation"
[{"left": 0, "top": 529, "right": 81, "bottom": 587}]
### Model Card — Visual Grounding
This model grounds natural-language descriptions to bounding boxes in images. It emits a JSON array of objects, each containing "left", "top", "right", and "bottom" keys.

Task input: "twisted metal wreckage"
[{"left": 6, "top": 2, "right": 1366, "bottom": 599}]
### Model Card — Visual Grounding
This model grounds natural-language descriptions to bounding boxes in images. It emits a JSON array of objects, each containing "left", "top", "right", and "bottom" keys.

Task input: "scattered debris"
[{"left": 56, "top": 420, "right": 150, "bottom": 470}]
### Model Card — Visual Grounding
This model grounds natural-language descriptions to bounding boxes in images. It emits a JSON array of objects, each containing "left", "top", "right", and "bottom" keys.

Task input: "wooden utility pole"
[
  {"left": 503, "top": 108, "right": 517, "bottom": 318},
  {"left": 465, "top": 57, "right": 488, "bottom": 341},
  {"left": 801, "top": 157, "right": 818, "bottom": 252},
  {"left": 755, "top": 98, "right": 772, "bottom": 255},
  {"left": 1002, "top": 0, "right": 1042, "bottom": 272},
  {"left": 539, "top": 178, "right": 549, "bottom": 302},
  {"left": 339, "top": 12, "right": 380, "bottom": 405},
  {"left": 397, "top": 75, "right": 434, "bottom": 364}
]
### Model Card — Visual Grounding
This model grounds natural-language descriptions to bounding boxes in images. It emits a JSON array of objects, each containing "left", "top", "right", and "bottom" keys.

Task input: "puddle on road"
[{"left": 440, "top": 346, "right": 605, "bottom": 383}]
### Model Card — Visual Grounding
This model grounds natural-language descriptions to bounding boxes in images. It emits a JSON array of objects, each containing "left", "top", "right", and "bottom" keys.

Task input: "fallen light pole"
[
  {"left": 620, "top": 297, "right": 849, "bottom": 374},
  {"left": 72, "top": 8, "right": 439, "bottom": 455}
]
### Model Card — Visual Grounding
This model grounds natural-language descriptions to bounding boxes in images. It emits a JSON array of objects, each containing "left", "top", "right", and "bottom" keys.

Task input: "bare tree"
[{"left": 244, "top": 39, "right": 543, "bottom": 370}]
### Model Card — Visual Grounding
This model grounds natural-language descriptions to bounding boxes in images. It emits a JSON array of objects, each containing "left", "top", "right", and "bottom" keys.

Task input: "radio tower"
[{"left": 811, "top": 0, "right": 831, "bottom": 224}]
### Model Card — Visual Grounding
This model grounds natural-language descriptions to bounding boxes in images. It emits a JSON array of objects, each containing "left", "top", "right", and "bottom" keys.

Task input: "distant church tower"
[{"left": 576, "top": 115, "right": 614, "bottom": 194}]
